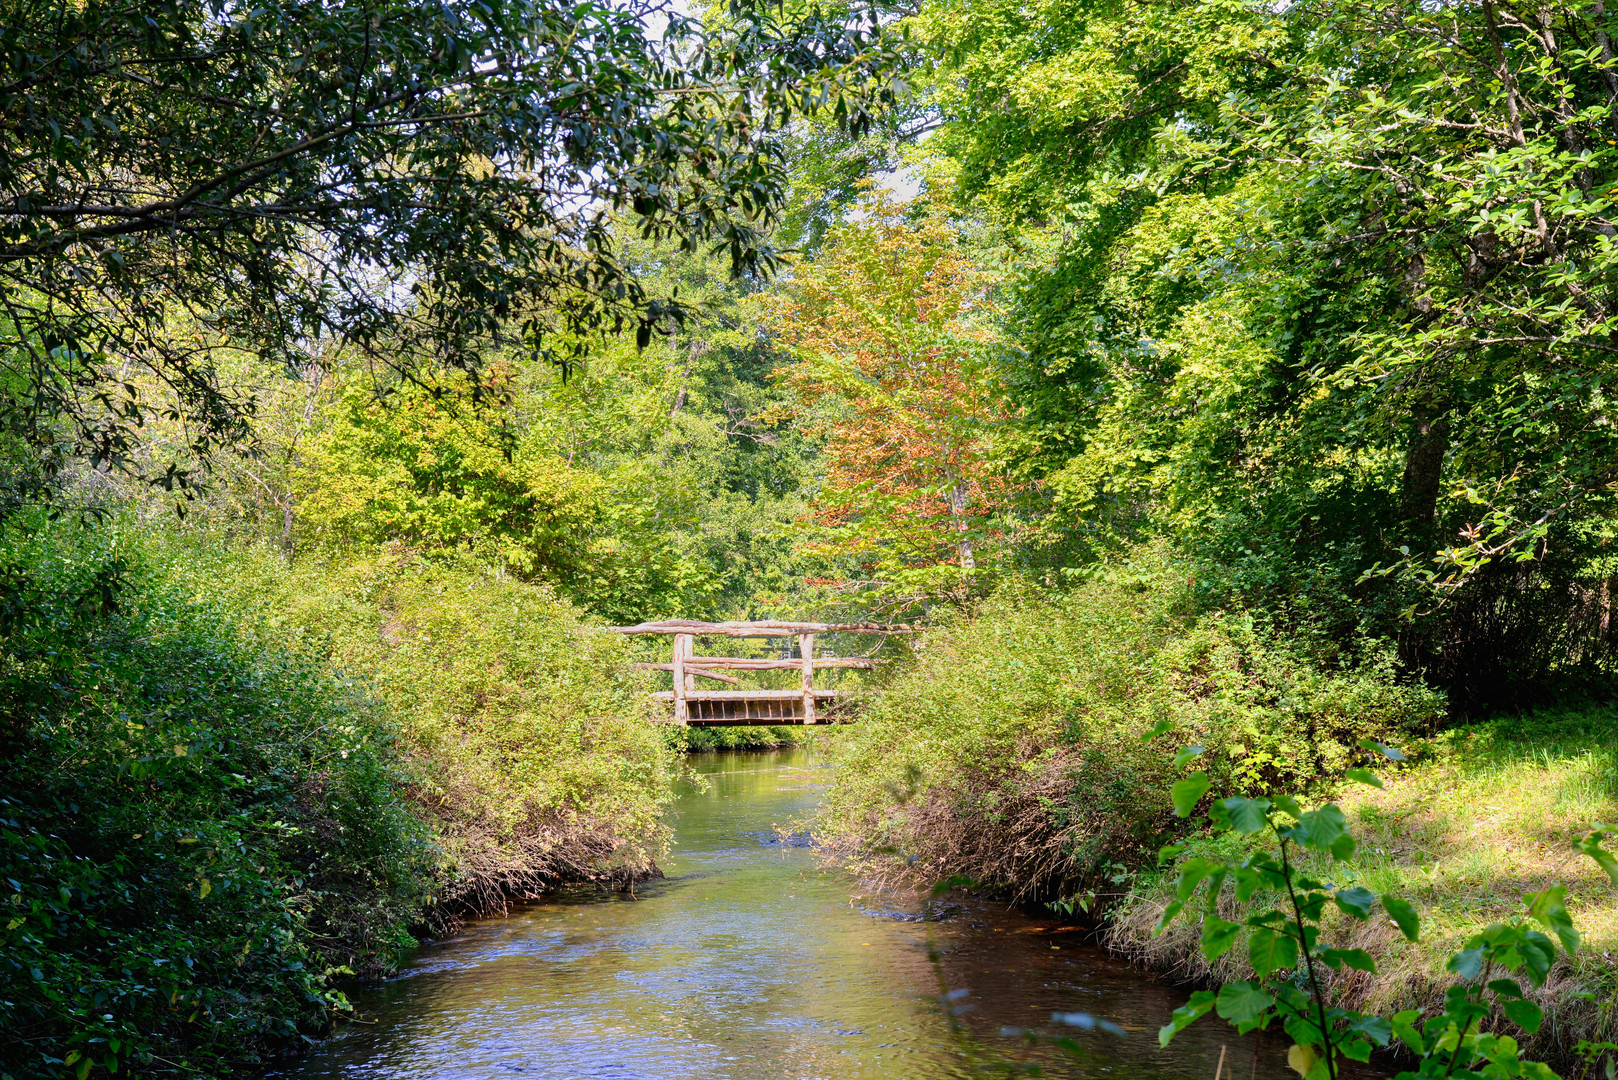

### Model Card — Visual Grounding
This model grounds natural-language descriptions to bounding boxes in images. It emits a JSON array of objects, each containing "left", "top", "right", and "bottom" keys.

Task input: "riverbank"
[
  {"left": 1105, "top": 706, "right": 1618, "bottom": 1066},
  {"left": 815, "top": 569, "right": 1618, "bottom": 1072}
]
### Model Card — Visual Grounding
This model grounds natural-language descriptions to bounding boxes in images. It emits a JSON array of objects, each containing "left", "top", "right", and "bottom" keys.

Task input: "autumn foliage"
[{"left": 759, "top": 190, "right": 1021, "bottom": 608}]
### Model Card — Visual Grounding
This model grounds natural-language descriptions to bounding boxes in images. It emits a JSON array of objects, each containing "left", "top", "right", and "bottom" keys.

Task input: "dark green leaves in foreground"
[{"left": 1151, "top": 740, "right": 1606, "bottom": 1078}]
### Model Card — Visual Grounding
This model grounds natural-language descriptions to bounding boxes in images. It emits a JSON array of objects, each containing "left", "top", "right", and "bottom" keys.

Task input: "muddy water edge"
[{"left": 269, "top": 749, "right": 1383, "bottom": 1080}]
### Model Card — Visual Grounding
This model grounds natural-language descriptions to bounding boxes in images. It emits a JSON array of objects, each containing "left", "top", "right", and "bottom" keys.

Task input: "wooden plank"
[
  {"left": 671, "top": 633, "right": 690, "bottom": 726},
  {"left": 685, "top": 657, "right": 881, "bottom": 670},
  {"left": 610, "top": 619, "right": 919, "bottom": 637},
  {"left": 800, "top": 633, "right": 816, "bottom": 726},
  {"left": 631, "top": 663, "right": 740, "bottom": 685},
  {"left": 650, "top": 689, "right": 841, "bottom": 701}
]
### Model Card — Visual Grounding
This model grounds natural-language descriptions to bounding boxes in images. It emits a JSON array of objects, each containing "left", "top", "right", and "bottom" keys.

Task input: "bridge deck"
[{"left": 611, "top": 620, "right": 913, "bottom": 726}]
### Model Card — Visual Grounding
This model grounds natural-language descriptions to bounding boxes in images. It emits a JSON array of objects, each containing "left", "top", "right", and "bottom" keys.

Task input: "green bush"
[
  {"left": 216, "top": 545, "right": 680, "bottom": 919},
  {"left": 820, "top": 547, "right": 1445, "bottom": 903},
  {"left": 0, "top": 516, "right": 433, "bottom": 1080}
]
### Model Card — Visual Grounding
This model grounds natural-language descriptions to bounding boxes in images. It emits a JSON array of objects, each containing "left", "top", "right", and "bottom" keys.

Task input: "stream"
[{"left": 270, "top": 749, "right": 1329, "bottom": 1079}]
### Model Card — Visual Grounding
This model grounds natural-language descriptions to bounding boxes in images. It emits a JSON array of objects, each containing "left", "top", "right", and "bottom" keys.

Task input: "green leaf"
[
  {"left": 1526, "top": 885, "right": 1580, "bottom": 952},
  {"left": 1141, "top": 718, "right": 1174, "bottom": 741},
  {"left": 1200, "top": 916, "right": 1242, "bottom": 961},
  {"left": 1249, "top": 926, "right": 1299, "bottom": 978},
  {"left": 1382, "top": 894, "right": 1420, "bottom": 941},
  {"left": 1487, "top": 978, "right": 1525, "bottom": 999},
  {"left": 1390, "top": 1009, "right": 1424, "bottom": 1055},
  {"left": 1175, "top": 858, "right": 1215, "bottom": 901},
  {"left": 1358, "top": 738, "right": 1407, "bottom": 762},
  {"left": 1154, "top": 898, "right": 1185, "bottom": 935},
  {"left": 1447, "top": 946, "right": 1484, "bottom": 980},
  {"left": 1332, "top": 887, "right": 1376, "bottom": 919},
  {"left": 1221, "top": 797, "right": 1272, "bottom": 834},
  {"left": 1573, "top": 827, "right": 1618, "bottom": 885},
  {"left": 1320, "top": 947, "right": 1377, "bottom": 972},
  {"left": 1158, "top": 990, "right": 1216, "bottom": 1047},
  {"left": 1172, "top": 744, "right": 1206, "bottom": 770},
  {"left": 1345, "top": 1015, "right": 1393, "bottom": 1047},
  {"left": 1503, "top": 997, "right": 1544, "bottom": 1034},
  {"left": 1215, "top": 981, "right": 1274, "bottom": 1026},
  {"left": 1343, "top": 768, "right": 1384, "bottom": 788},
  {"left": 1330, "top": 831, "right": 1357, "bottom": 861},
  {"left": 1285, "top": 804, "right": 1347, "bottom": 853},
  {"left": 1171, "top": 773, "right": 1210, "bottom": 818}
]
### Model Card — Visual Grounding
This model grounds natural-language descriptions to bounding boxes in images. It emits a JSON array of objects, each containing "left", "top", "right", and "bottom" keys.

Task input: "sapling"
[{"left": 1154, "top": 735, "right": 1618, "bottom": 1079}]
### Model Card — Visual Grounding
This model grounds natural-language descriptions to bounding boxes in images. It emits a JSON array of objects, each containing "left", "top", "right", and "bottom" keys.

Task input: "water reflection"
[{"left": 269, "top": 750, "right": 1366, "bottom": 1079}]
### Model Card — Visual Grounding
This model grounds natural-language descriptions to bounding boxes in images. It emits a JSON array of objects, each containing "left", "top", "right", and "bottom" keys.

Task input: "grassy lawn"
[{"left": 1107, "top": 706, "right": 1618, "bottom": 1068}]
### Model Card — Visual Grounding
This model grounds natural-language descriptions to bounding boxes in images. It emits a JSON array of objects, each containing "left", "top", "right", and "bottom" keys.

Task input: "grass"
[{"left": 1106, "top": 704, "right": 1618, "bottom": 1068}]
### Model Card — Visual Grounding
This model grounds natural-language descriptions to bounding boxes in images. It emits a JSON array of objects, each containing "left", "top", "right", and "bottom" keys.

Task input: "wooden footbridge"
[{"left": 610, "top": 620, "right": 917, "bottom": 726}]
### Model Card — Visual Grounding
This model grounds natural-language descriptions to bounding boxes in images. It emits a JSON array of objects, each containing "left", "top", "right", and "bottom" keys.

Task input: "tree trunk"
[
  {"left": 1400, "top": 412, "right": 1449, "bottom": 537},
  {"left": 946, "top": 481, "right": 976, "bottom": 570}
]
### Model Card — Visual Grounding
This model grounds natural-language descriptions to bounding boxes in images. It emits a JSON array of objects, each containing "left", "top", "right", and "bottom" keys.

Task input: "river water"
[{"left": 272, "top": 749, "right": 1318, "bottom": 1080}]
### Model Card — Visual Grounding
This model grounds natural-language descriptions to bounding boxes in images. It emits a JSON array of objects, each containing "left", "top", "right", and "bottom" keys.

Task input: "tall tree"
[
  {"left": 913, "top": 0, "right": 1618, "bottom": 692},
  {"left": 0, "top": 0, "right": 901, "bottom": 495},
  {"left": 760, "top": 188, "right": 1018, "bottom": 611}
]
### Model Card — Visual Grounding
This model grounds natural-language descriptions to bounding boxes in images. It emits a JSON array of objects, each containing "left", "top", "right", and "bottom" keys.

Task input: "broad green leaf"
[
  {"left": 1521, "top": 930, "right": 1557, "bottom": 986},
  {"left": 1573, "top": 827, "right": 1618, "bottom": 885},
  {"left": 1154, "top": 898, "right": 1184, "bottom": 935},
  {"left": 1215, "top": 981, "right": 1273, "bottom": 1025},
  {"left": 1382, "top": 894, "right": 1420, "bottom": 941},
  {"left": 1526, "top": 885, "right": 1580, "bottom": 952},
  {"left": 1249, "top": 926, "right": 1299, "bottom": 978},
  {"left": 1487, "top": 978, "right": 1525, "bottom": 999},
  {"left": 1158, "top": 990, "right": 1216, "bottom": 1047},
  {"left": 1172, "top": 745, "right": 1206, "bottom": 770},
  {"left": 1346, "top": 1015, "right": 1393, "bottom": 1046},
  {"left": 1332, "top": 887, "right": 1376, "bottom": 919},
  {"left": 1343, "top": 768, "right": 1384, "bottom": 788},
  {"left": 1503, "top": 998, "right": 1544, "bottom": 1034},
  {"left": 1141, "top": 719, "right": 1173, "bottom": 742},
  {"left": 1359, "top": 739, "right": 1407, "bottom": 762},
  {"left": 1200, "top": 916, "right": 1241, "bottom": 961},
  {"left": 1447, "top": 946, "right": 1484, "bottom": 980},
  {"left": 1171, "top": 773, "right": 1210, "bottom": 818},
  {"left": 1221, "top": 797, "right": 1271, "bottom": 834},
  {"left": 1285, "top": 804, "right": 1347, "bottom": 853},
  {"left": 1390, "top": 1010, "right": 1425, "bottom": 1055},
  {"left": 1174, "top": 858, "right": 1214, "bottom": 901},
  {"left": 1320, "top": 947, "right": 1377, "bottom": 972}
]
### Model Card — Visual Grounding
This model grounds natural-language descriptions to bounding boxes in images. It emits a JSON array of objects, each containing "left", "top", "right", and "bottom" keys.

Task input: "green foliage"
[
  {"left": 216, "top": 544, "right": 680, "bottom": 909},
  {"left": 0, "top": 0, "right": 903, "bottom": 489},
  {"left": 911, "top": 0, "right": 1618, "bottom": 700},
  {"left": 284, "top": 240, "right": 818, "bottom": 624},
  {"left": 820, "top": 546, "right": 1441, "bottom": 898},
  {"left": 1156, "top": 738, "right": 1618, "bottom": 1078},
  {"left": 0, "top": 514, "right": 433, "bottom": 1079}
]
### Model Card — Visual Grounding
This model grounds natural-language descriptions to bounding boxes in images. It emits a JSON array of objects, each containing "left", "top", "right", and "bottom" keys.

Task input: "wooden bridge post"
[
  {"left": 799, "top": 632, "right": 815, "bottom": 725},
  {"left": 672, "top": 633, "right": 691, "bottom": 725}
]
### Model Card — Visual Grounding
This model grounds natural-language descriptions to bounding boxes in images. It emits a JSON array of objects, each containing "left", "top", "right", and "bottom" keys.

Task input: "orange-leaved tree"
[{"left": 758, "top": 189, "right": 1021, "bottom": 610}]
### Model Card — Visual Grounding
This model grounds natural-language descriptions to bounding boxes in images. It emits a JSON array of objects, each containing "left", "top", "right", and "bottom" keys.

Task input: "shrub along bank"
[
  {"left": 819, "top": 552, "right": 1618, "bottom": 1066},
  {"left": 0, "top": 518, "right": 433, "bottom": 1079},
  {"left": 220, "top": 544, "right": 679, "bottom": 924},
  {"left": 819, "top": 549, "right": 1441, "bottom": 902},
  {"left": 0, "top": 519, "right": 680, "bottom": 1079}
]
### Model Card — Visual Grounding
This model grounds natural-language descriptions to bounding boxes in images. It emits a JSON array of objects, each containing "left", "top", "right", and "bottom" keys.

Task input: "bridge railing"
[{"left": 609, "top": 620, "right": 917, "bottom": 725}]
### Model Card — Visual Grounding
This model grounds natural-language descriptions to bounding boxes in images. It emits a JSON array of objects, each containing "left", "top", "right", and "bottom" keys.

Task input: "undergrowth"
[{"left": 819, "top": 547, "right": 1441, "bottom": 904}]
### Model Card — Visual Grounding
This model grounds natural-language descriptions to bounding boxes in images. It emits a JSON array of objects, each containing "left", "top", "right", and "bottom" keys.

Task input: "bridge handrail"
[{"left": 609, "top": 619, "right": 919, "bottom": 637}]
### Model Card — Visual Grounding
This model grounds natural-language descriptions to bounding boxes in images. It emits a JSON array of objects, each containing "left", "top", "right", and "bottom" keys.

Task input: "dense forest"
[{"left": 5, "top": 0, "right": 1618, "bottom": 1076}]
